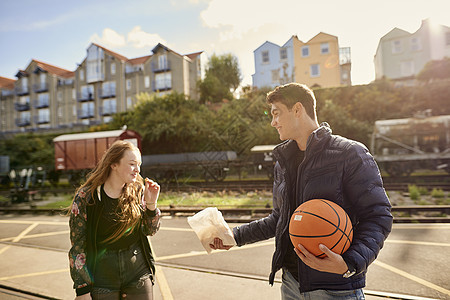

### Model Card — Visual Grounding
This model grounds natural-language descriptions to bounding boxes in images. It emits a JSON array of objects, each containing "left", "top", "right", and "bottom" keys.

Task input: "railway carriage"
[{"left": 371, "top": 114, "right": 450, "bottom": 176}]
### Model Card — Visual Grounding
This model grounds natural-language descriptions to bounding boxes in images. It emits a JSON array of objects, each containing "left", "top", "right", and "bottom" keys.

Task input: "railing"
[
  {"left": 152, "top": 81, "right": 172, "bottom": 92},
  {"left": 14, "top": 102, "right": 30, "bottom": 111},
  {"left": 1, "top": 89, "right": 14, "bottom": 97},
  {"left": 99, "top": 105, "right": 117, "bottom": 116},
  {"left": 33, "top": 115, "right": 50, "bottom": 124},
  {"left": 15, "top": 86, "right": 29, "bottom": 96},
  {"left": 32, "top": 83, "right": 48, "bottom": 93},
  {"left": 151, "top": 61, "right": 171, "bottom": 73},
  {"left": 33, "top": 98, "right": 49, "bottom": 109},
  {"left": 99, "top": 89, "right": 116, "bottom": 98},
  {"left": 77, "top": 92, "right": 94, "bottom": 102},
  {"left": 15, "top": 118, "right": 31, "bottom": 127}
]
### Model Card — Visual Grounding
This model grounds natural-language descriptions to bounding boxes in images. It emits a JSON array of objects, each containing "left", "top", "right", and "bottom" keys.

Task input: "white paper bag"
[{"left": 187, "top": 207, "right": 236, "bottom": 254}]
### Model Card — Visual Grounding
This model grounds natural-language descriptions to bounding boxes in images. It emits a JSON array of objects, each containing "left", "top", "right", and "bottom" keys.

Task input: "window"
[
  {"left": 81, "top": 85, "right": 94, "bottom": 99},
  {"left": 392, "top": 40, "right": 402, "bottom": 54},
  {"left": 280, "top": 48, "right": 287, "bottom": 60},
  {"left": 301, "top": 46, "right": 309, "bottom": 57},
  {"left": 102, "top": 99, "right": 117, "bottom": 115},
  {"left": 262, "top": 51, "right": 269, "bottom": 63},
  {"left": 401, "top": 60, "right": 415, "bottom": 77},
  {"left": 38, "top": 109, "right": 50, "bottom": 123},
  {"left": 38, "top": 93, "right": 49, "bottom": 106},
  {"left": 155, "top": 72, "right": 172, "bottom": 90},
  {"left": 271, "top": 69, "right": 280, "bottom": 82},
  {"left": 86, "top": 45, "right": 104, "bottom": 83},
  {"left": 310, "top": 64, "right": 320, "bottom": 77},
  {"left": 411, "top": 37, "right": 422, "bottom": 51},
  {"left": 79, "top": 70, "right": 84, "bottom": 81},
  {"left": 40, "top": 73, "right": 46, "bottom": 89},
  {"left": 19, "top": 111, "right": 31, "bottom": 124},
  {"left": 159, "top": 54, "right": 168, "bottom": 69},
  {"left": 126, "top": 79, "right": 132, "bottom": 91},
  {"left": 81, "top": 102, "right": 94, "bottom": 118},
  {"left": 127, "top": 97, "right": 132, "bottom": 109},
  {"left": 111, "top": 63, "right": 116, "bottom": 75},
  {"left": 102, "top": 81, "right": 116, "bottom": 97},
  {"left": 145, "top": 76, "right": 150, "bottom": 88},
  {"left": 20, "top": 96, "right": 30, "bottom": 105},
  {"left": 320, "top": 43, "right": 329, "bottom": 55}
]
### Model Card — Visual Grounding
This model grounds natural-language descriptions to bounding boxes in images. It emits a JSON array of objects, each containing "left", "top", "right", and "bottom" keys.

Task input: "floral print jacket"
[{"left": 68, "top": 187, "right": 161, "bottom": 296}]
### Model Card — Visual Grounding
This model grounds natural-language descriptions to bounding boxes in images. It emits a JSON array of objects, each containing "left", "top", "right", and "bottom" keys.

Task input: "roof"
[
  {"left": 185, "top": 51, "right": 203, "bottom": 60},
  {"left": 127, "top": 55, "right": 152, "bottom": 65},
  {"left": 0, "top": 76, "right": 15, "bottom": 89},
  {"left": 53, "top": 129, "right": 130, "bottom": 142},
  {"left": 91, "top": 43, "right": 129, "bottom": 61},
  {"left": 32, "top": 59, "right": 74, "bottom": 78}
]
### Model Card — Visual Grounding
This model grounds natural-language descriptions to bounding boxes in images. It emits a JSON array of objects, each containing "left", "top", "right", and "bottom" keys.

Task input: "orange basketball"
[{"left": 289, "top": 199, "right": 353, "bottom": 258}]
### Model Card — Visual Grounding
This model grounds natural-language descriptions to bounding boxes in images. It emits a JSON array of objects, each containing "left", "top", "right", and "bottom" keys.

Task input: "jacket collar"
[{"left": 272, "top": 122, "right": 332, "bottom": 167}]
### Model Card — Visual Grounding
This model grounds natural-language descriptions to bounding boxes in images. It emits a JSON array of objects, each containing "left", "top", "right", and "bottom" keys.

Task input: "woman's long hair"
[{"left": 71, "top": 140, "right": 145, "bottom": 244}]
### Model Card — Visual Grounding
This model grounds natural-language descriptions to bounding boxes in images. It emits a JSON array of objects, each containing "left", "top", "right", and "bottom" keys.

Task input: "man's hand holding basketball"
[
  {"left": 210, "top": 237, "right": 233, "bottom": 250},
  {"left": 294, "top": 244, "right": 348, "bottom": 274}
]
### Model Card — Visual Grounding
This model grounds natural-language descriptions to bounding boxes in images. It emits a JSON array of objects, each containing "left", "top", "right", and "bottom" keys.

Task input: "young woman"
[{"left": 68, "top": 140, "right": 161, "bottom": 299}]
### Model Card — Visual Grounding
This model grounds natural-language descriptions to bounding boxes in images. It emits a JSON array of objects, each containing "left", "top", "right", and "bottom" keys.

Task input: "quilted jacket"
[{"left": 233, "top": 123, "right": 393, "bottom": 292}]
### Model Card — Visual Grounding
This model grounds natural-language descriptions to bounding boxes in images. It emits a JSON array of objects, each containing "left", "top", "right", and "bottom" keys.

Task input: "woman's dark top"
[{"left": 97, "top": 185, "right": 140, "bottom": 250}]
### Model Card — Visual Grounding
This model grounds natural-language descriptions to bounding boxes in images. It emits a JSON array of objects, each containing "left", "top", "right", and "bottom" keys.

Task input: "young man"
[{"left": 211, "top": 83, "right": 393, "bottom": 299}]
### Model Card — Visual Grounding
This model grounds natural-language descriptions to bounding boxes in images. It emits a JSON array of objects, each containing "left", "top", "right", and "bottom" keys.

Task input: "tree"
[
  {"left": 417, "top": 57, "right": 450, "bottom": 81},
  {"left": 198, "top": 53, "right": 241, "bottom": 103}
]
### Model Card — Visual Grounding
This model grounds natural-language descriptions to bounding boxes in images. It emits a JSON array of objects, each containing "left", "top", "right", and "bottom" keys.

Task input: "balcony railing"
[
  {"left": 15, "top": 118, "right": 31, "bottom": 127},
  {"left": 33, "top": 83, "right": 49, "bottom": 93},
  {"left": 78, "top": 109, "right": 95, "bottom": 119},
  {"left": 34, "top": 98, "right": 49, "bottom": 109},
  {"left": 99, "top": 105, "right": 117, "bottom": 116},
  {"left": 15, "top": 86, "right": 29, "bottom": 96},
  {"left": 14, "top": 102, "right": 31, "bottom": 111},
  {"left": 1, "top": 89, "right": 14, "bottom": 97},
  {"left": 151, "top": 61, "right": 171, "bottom": 73},
  {"left": 152, "top": 81, "right": 172, "bottom": 92},
  {"left": 77, "top": 92, "right": 94, "bottom": 102},
  {"left": 57, "top": 79, "right": 74, "bottom": 86},
  {"left": 33, "top": 115, "right": 50, "bottom": 124},
  {"left": 99, "top": 89, "right": 116, "bottom": 99}
]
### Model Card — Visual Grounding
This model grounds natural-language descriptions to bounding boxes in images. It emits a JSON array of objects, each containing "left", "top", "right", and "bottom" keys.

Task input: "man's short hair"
[{"left": 266, "top": 83, "right": 316, "bottom": 119}]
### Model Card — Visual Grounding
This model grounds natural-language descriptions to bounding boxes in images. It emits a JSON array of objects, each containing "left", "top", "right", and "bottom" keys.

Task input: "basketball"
[{"left": 289, "top": 199, "right": 353, "bottom": 258}]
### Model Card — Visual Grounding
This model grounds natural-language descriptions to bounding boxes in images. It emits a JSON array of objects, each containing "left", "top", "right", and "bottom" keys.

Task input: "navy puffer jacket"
[{"left": 232, "top": 123, "right": 393, "bottom": 292}]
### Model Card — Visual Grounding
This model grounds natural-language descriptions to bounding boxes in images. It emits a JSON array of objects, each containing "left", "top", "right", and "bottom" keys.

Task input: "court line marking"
[
  {"left": 148, "top": 238, "right": 174, "bottom": 300},
  {"left": 374, "top": 260, "right": 450, "bottom": 297},
  {"left": 0, "top": 222, "right": 39, "bottom": 255},
  {"left": 0, "top": 220, "right": 68, "bottom": 226},
  {"left": 0, "top": 230, "right": 70, "bottom": 242},
  {"left": 0, "top": 268, "right": 69, "bottom": 281},
  {"left": 386, "top": 239, "right": 450, "bottom": 247}
]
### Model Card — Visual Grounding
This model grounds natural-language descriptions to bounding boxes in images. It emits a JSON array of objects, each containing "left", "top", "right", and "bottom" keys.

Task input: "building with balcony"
[
  {"left": 374, "top": 19, "right": 450, "bottom": 84},
  {"left": 0, "top": 42, "right": 203, "bottom": 135},
  {"left": 252, "top": 33, "right": 351, "bottom": 89}
]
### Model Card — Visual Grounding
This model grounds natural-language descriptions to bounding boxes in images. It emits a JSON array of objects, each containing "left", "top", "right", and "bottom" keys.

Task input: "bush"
[
  {"left": 431, "top": 188, "right": 445, "bottom": 198},
  {"left": 408, "top": 185, "right": 420, "bottom": 201}
]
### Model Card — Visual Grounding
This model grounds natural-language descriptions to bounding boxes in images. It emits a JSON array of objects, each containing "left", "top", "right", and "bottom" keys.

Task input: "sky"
[{"left": 0, "top": 0, "right": 449, "bottom": 87}]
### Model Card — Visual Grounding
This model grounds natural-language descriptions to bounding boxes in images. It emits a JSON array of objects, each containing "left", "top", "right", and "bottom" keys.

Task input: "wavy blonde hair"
[{"left": 72, "top": 140, "right": 145, "bottom": 243}]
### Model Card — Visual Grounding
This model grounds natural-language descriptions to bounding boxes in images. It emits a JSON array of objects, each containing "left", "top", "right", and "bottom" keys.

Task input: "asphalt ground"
[{"left": 0, "top": 214, "right": 449, "bottom": 299}]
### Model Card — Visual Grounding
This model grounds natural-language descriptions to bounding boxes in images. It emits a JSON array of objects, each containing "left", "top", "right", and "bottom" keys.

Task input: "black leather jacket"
[{"left": 233, "top": 124, "right": 393, "bottom": 292}]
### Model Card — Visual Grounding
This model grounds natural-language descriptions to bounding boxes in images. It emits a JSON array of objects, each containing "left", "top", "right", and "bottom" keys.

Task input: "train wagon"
[
  {"left": 53, "top": 129, "right": 141, "bottom": 184},
  {"left": 371, "top": 114, "right": 450, "bottom": 176},
  {"left": 141, "top": 151, "right": 237, "bottom": 182},
  {"left": 250, "top": 145, "right": 276, "bottom": 179}
]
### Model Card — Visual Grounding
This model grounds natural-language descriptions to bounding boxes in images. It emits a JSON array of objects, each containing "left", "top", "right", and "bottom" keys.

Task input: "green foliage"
[
  {"left": 0, "top": 133, "right": 57, "bottom": 169},
  {"left": 417, "top": 57, "right": 450, "bottom": 81},
  {"left": 431, "top": 188, "right": 445, "bottom": 198},
  {"left": 198, "top": 53, "right": 241, "bottom": 103},
  {"left": 408, "top": 184, "right": 420, "bottom": 201}
]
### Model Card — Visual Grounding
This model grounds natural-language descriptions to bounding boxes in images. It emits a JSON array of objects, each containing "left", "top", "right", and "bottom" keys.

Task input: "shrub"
[
  {"left": 408, "top": 185, "right": 420, "bottom": 201},
  {"left": 431, "top": 188, "right": 445, "bottom": 198}
]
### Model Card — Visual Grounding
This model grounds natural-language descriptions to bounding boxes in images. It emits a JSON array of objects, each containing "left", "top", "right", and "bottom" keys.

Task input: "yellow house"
[{"left": 292, "top": 32, "right": 342, "bottom": 88}]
